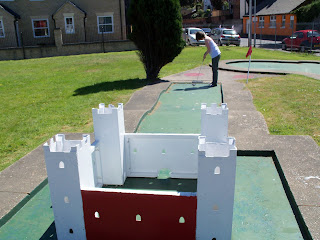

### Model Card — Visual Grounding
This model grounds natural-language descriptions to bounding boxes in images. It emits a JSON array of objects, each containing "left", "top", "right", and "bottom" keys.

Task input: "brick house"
[
  {"left": 0, "top": 0, "right": 126, "bottom": 48},
  {"left": 243, "top": 0, "right": 310, "bottom": 36}
]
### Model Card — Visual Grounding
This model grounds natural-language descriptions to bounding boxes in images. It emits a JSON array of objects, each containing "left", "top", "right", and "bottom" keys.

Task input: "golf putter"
[{"left": 192, "top": 60, "right": 204, "bottom": 86}]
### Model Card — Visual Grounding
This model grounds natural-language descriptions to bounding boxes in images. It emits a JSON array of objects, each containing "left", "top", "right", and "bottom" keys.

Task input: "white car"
[
  {"left": 182, "top": 27, "right": 205, "bottom": 46},
  {"left": 211, "top": 28, "right": 241, "bottom": 46}
]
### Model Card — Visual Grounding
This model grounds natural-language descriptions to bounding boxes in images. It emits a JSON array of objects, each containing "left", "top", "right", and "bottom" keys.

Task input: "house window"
[
  {"left": 270, "top": 15, "right": 276, "bottom": 28},
  {"left": 32, "top": 19, "right": 49, "bottom": 38},
  {"left": 281, "top": 15, "right": 286, "bottom": 28},
  {"left": 259, "top": 16, "right": 264, "bottom": 28},
  {"left": 252, "top": 17, "right": 257, "bottom": 28},
  {"left": 65, "top": 17, "right": 74, "bottom": 34},
  {"left": 97, "top": 16, "right": 113, "bottom": 34},
  {"left": 0, "top": 19, "right": 4, "bottom": 38},
  {"left": 290, "top": 16, "right": 294, "bottom": 29}
]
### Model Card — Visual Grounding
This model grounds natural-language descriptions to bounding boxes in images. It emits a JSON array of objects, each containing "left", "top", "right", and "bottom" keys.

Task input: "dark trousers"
[{"left": 211, "top": 54, "right": 220, "bottom": 85}]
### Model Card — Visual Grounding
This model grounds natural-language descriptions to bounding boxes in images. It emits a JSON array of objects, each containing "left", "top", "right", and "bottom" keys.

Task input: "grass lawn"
[
  {"left": 0, "top": 46, "right": 319, "bottom": 171},
  {"left": 245, "top": 74, "right": 320, "bottom": 146}
]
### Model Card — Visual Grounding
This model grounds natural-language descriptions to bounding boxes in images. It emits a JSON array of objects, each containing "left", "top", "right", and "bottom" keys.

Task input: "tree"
[
  {"left": 128, "top": 0, "right": 185, "bottom": 82},
  {"left": 293, "top": 0, "right": 320, "bottom": 22},
  {"left": 210, "top": 0, "right": 223, "bottom": 10},
  {"left": 180, "top": 0, "right": 195, "bottom": 7}
]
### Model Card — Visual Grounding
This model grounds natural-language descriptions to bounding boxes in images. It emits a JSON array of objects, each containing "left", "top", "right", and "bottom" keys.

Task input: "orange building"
[
  {"left": 242, "top": 0, "right": 309, "bottom": 36},
  {"left": 243, "top": 13, "right": 298, "bottom": 36}
]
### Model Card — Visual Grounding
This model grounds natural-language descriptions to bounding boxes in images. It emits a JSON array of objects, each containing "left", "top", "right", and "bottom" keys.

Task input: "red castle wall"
[{"left": 81, "top": 190, "right": 197, "bottom": 240}]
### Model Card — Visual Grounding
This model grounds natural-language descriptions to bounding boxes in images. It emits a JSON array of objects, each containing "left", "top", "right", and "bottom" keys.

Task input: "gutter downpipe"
[
  {"left": 14, "top": 19, "right": 21, "bottom": 47},
  {"left": 84, "top": 14, "right": 87, "bottom": 42},
  {"left": 119, "top": 0, "right": 123, "bottom": 40}
]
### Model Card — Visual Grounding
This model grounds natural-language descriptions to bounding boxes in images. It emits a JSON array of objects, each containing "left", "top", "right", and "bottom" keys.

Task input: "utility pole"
[{"left": 248, "top": 0, "right": 252, "bottom": 47}]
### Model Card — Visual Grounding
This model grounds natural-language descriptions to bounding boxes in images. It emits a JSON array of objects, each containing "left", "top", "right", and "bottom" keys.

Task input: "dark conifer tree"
[{"left": 128, "top": 0, "right": 185, "bottom": 82}]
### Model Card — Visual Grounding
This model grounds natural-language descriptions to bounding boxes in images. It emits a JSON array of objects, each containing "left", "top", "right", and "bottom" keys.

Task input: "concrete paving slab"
[
  {"left": 124, "top": 81, "right": 171, "bottom": 111},
  {"left": 268, "top": 135, "right": 320, "bottom": 207},
  {"left": 0, "top": 192, "right": 26, "bottom": 219},
  {"left": 0, "top": 145, "right": 47, "bottom": 219},
  {"left": 300, "top": 206, "right": 320, "bottom": 240},
  {"left": 124, "top": 110, "right": 148, "bottom": 133},
  {"left": 228, "top": 111, "right": 270, "bottom": 136}
]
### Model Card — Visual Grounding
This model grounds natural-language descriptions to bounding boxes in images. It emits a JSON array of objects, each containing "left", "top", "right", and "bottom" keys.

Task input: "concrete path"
[
  {"left": 0, "top": 65, "right": 319, "bottom": 239},
  {"left": 163, "top": 66, "right": 320, "bottom": 240}
]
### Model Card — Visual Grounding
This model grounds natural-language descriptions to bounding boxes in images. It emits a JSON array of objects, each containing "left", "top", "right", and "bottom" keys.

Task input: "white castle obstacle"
[{"left": 43, "top": 102, "right": 237, "bottom": 240}]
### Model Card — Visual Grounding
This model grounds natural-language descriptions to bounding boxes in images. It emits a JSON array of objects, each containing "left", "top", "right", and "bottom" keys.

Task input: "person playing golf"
[{"left": 196, "top": 31, "right": 221, "bottom": 87}]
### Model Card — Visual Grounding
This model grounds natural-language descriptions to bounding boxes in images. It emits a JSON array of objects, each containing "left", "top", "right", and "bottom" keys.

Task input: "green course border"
[
  {"left": 237, "top": 150, "right": 313, "bottom": 240},
  {"left": 0, "top": 178, "right": 49, "bottom": 228},
  {"left": 220, "top": 83, "right": 224, "bottom": 103},
  {"left": 133, "top": 81, "right": 172, "bottom": 133}
]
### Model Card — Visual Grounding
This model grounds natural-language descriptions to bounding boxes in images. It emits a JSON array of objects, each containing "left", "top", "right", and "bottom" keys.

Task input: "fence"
[
  {"left": 182, "top": 21, "right": 320, "bottom": 52},
  {"left": 0, "top": 25, "right": 125, "bottom": 48},
  {"left": 0, "top": 25, "right": 132, "bottom": 60}
]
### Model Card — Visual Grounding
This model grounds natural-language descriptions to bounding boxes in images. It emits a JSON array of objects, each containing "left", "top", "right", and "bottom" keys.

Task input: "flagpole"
[{"left": 246, "top": 55, "right": 251, "bottom": 84}]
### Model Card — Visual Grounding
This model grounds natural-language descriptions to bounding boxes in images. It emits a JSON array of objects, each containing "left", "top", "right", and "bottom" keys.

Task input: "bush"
[
  {"left": 205, "top": 8, "right": 212, "bottom": 18},
  {"left": 293, "top": 0, "right": 320, "bottom": 22},
  {"left": 128, "top": 0, "right": 185, "bottom": 82}
]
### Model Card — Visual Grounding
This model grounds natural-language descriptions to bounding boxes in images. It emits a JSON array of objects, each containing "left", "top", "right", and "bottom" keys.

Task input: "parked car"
[
  {"left": 182, "top": 27, "right": 205, "bottom": 46},
  {"left": 282, "top": 30, "right": 320, "bottom": 52},
  {"left": 201, "top": 28, "right": 212, "bottom": 36},
  {"left": 211, "top": 28, "right": 241, "bottom": 46}
]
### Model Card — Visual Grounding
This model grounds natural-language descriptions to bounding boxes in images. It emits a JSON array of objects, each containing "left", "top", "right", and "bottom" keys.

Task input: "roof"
[
  {"left": 53, "top": 1, "right": 86, "bottom": 16},
  {"left": 253, "top": 0, "right": 306, "bottom": 16},
  {"left": 0, "top": 4, "right": 20, "bottom": 18}
]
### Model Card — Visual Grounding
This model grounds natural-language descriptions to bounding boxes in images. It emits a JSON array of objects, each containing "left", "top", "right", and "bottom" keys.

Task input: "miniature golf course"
[
  {"left": 227, "top": 61, "right": 320, "bottom": 75},
  {"left": 0, "top": 83, "right": 304, "bottom": 239}
]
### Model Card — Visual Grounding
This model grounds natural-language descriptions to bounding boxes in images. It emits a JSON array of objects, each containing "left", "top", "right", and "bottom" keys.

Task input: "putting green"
[
  {"left": 0, "top": 83, "right": 303, "bottom": 239},
  {"left": 228, "top": 61, "right": 320, "bottom": 75},
  {"left": 137, "top": 83, "right": 222, "bottom": 133}
]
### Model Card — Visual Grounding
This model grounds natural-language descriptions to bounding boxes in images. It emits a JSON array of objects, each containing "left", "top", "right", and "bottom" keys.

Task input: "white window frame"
[
  {"left": 281, "top": 15, "right": 286, "bottom": 28},
  {"left": 0, "top": 18, "right": 5, "bottom": 38},
  {"left": 290, "top": 16, "right": 294, "bottom": 29},
  {"left": 270, "top": 15, "right": 276, "bottom": 28},
  {"left": 64, "top": 16, "right": 75, "bottom": 34},
  {"left": 32, "top": 18, "right": 50, "bottom": 38},
  {"left": 259, "top": 16, "right": 264, "bottom": 28},
  {"left": 97, "top": 15, "right": 114, "bottom": 34}
]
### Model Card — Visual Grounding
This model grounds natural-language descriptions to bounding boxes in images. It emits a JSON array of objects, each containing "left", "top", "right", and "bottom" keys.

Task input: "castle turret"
[
  {"left": 92, "top": 103, "right": 126, "bottom": 185},
  {"left": 43, "top": 134, "right": 94, "bottom": 240},
  {"left": 196, "top": 103, "right": 237, "bottom": 240}
]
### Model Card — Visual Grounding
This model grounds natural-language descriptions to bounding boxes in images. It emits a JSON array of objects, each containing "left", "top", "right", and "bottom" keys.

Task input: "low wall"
[
  {"left": 0, "top": 40, "right": 137, "bottom": 61},
  {"left": 124, "top": 134, "right": 199, "bottom": 179}
]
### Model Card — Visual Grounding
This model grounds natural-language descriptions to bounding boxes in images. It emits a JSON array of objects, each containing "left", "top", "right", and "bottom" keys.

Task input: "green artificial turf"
[{"left": 0, "top": 46, "right": 319, "bottom": 170}]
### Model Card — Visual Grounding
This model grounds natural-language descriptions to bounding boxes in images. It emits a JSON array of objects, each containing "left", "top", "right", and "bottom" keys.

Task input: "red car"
[{"left": 282, "top": 30, "right": 320, "bottom": 52}]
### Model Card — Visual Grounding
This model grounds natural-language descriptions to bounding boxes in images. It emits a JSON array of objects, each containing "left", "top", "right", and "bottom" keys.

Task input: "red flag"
[{"left": 246, "top": 46, "right": 252, "bottom": 58}]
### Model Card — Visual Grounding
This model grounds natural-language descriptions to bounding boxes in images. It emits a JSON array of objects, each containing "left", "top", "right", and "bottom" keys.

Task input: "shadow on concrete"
[
  {"left": 73, "top": 78, "right": 148, "bottom": 96},
  {"left": 173, "top": 85, "right": 212, "bottom": 91},
  {"left": 39, "top": 221, "right": 57, "bottom": 240}
]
